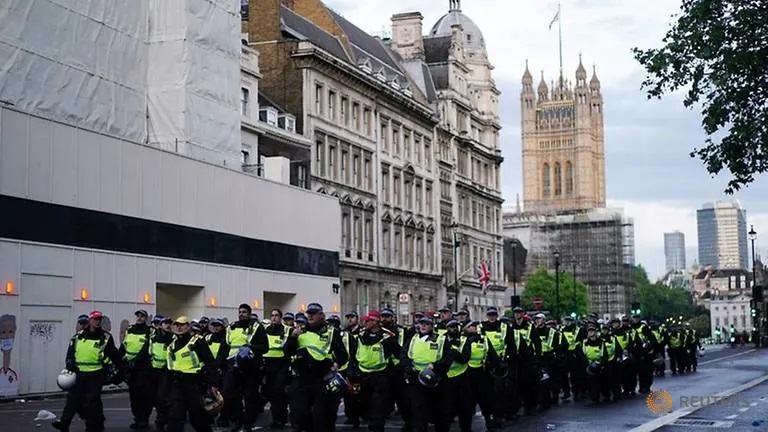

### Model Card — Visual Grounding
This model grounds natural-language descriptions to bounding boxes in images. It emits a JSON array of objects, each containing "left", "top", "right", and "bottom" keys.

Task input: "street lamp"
[
  {"left": 554, "top": 250, "right": 561, "bottom": 319},
  {"left": 512, "top": 243, "right": 518, "bottom": 297},
  {"left": 571, "top": 259, "right": 577, "bottom": 317},
  {"left": 748, "top": 225, "right": 759, "bottom": 346},
  {"left": 451, "top": 221, "right": 460, "bottom": 311}
]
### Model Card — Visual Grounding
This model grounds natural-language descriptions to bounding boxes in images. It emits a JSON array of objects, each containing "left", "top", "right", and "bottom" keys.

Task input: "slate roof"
[
  {"left": 327, "top": 8, "right": 403, "bottom": 74},
  {"left": 428, "top": 64, "right": 449, "bottom": 90},
  {"left": 423, "top": 36, "right": 451, "bottom": 63},
  {"left": 280, "top": 6, "right": 350, "bottom": 62}
]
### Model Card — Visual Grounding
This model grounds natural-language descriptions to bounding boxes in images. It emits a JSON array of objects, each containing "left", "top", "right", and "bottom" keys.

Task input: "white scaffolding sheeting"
[
  {"left": 0, "top": 0, "right": 148, "bottom": 142},
  {"left": 147, "top": 0, "right": 242, "bottom": 168}
]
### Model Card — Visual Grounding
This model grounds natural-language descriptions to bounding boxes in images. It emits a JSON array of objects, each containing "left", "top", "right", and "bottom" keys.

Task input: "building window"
[
  {"left": 382, "top": 168, "right": 390, "bottom": 202},
  {"left": 415, "top": 181, "right": 422, "bottom": 213},
  {"left": 364, "top": 157, "right": 372, "bottom": 190},
  {"left": 382, "top": 225, "right": 390, "bottom": 265},
  {"left": 416, "top": 235, "right": 424, "bottom": 270},
  {"left": 404, "top": 179, "right": 412, "bottom": 210},
  {"left": 328, "top": 143, "right": 336, "bottom": 180},
  {"left": 426, "top": 236, "right": 434, "bottom": 271},
  {"left": 364, "top": 107, "right": 372, "bottom": 135},
  {"left": 342, "top": 210, "right": 351, "bottom": 250},
  {"left": 354, "top": 212, "right": 362, "bottom": 253},
  {"left": 297, "top": 165, "right": 308, "bottom": 189},
  {"left": 404, "top": 130, "right": 411, "bottom": 159},
  {"left": 314, "top": 84, "right": 323, "bottom": 115},
  {"left": 380, "top": 122, "right": 389, "bottom": 151},
  {"left": 542, "top": 163, "right": 551, "bottom": 197},
  {"left": 554, "top": 162, "right": 562, "bottom": 196},
  {"left": 352, "top": 102, "right": 360, "bottom": 130},
  {"left": 340, "top": 149, "right": 348, "bottom": 184},
  {"left": 406, "top": 233, "right": 413, "bottom": 268},
  {"left": 414, "top": 135, "right": 421, "bottom": 164},
  {"left": 393, "top": 173, "right": 401, "bottom": 206},
  {"left": 241, "top": 150, "right": 249, "bottom": 165},
  {"left": 240, "top": 87, "right": 250, "bottom": 116},
  {"left": 365, "top": 216, "right": 373, "bottom": 259},
  {"left": 315, "top": 137, "right": 325, "bottom": 177},
  {"left": 393, "top": 128, "right": 400, "bottom": 155},
  {"left": 394, "top": 230, "right": 402, "bottom": 266},
  {"left": 425, "top": 183, "right": 432, "bottom": 216},
  {"left": 353, "top": 154, "right": 360, "bottom": 187},
  {"left": 424, "top": 139, "right": 432, "bottom": 169},
  {"left": 341, "top": 96, "right": 349, "bottom": 125}
]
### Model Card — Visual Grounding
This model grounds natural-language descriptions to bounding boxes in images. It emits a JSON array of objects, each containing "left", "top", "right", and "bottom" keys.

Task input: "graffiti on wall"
[{"left": 0, "top": 315, "right": 18, "bottom": 397}]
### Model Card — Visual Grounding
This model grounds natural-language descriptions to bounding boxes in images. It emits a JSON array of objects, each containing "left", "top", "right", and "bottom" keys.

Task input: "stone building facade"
[
  {"left": 521, "top": 58, "right": 604, "bottom": 214},
  {"left": 243, "top": 0, "right": 504, "bottom": 317}
]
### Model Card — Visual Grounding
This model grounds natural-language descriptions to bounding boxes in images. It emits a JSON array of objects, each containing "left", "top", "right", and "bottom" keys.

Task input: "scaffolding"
[{"left": 503, "top": 208, "right": 635, "bottom": 317}]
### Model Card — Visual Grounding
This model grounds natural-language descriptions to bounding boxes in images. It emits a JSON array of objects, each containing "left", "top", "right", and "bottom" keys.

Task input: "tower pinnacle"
[{"left": 449, "top": 0, "right": 461, "bottom": 12}]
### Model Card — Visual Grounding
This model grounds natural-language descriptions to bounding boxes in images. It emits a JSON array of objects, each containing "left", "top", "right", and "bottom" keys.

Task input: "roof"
[
  {"left": 694, "top": 268, "right": 750, "bottom": 280},
  {"left": 280, "top": 6, "right": 350, "bottom": 62},
  {"left": 326, "top": 8, "right": 403, "bottom": 74},
  {"left": 429, "top": 10, "right": 486, "bottom": 53},
  {"left": 423, "top": 36, "right": 451, "bottom": 63}
]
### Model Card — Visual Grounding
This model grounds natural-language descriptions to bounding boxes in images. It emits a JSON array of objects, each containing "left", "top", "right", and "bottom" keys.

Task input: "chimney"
[
  {"left": 281, "top": 0, "right": 295, "bottom": 9},
  {"left": 248, "top": 0, "right": 283, "bottom": 43},
  {"left": 390, "top": 12, "right": 424, "bottom": 61}
]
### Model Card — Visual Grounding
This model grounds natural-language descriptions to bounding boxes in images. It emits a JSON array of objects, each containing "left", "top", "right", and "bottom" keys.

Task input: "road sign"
[{"left": 398, "top": 293, "right": 410, "bottom": 303}]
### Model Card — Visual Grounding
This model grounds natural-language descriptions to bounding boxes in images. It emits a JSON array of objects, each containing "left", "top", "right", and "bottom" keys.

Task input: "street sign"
[
  {"left": 398, "top": 293, "right": 410, "bottom": 303},
  {"left": 533, "top": 296, "right": 543, "bottom": 310}
]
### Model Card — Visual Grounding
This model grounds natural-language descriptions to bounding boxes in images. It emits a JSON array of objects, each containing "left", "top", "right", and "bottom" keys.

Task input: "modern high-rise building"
[
  {"left": 697, "top": 201, "right": 748, "bottom": 270},
  {"left": 664, "top": 231, "right": 686, "bottom": 272},
  {"left": 520, "top": 57, "right": 605, "bottom": 214}
]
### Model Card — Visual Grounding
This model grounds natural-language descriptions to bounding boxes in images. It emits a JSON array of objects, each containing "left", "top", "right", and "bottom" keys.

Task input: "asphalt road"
[{"left": 1, "top": 344, "right": 763, "bottom": 432}]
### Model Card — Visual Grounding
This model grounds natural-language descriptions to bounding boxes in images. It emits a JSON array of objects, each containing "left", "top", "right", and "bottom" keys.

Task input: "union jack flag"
[{"left": 478, "top": 260, "right": 491, "bottom": 294}]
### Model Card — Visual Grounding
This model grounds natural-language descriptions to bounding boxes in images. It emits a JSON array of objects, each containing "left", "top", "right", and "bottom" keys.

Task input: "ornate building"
[
  {"left": 521, "top": 57, "right": 605, "bottom": 214},
  {"left": 243, "top": 0, "right": 505, "bottom": 317},
  {"left": 388, "top": 0, "right": 505, "bottom": 316}
]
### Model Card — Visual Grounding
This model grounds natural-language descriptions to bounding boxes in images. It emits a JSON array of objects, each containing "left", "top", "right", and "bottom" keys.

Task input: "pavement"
[{"left": 1, "top": 344, "right": 765, "bottom": 432}]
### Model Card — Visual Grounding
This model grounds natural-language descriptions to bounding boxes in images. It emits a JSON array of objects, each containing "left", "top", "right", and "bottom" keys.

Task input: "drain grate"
[{"left": 669, "top": 419, "right": 734, "bottom": 428}]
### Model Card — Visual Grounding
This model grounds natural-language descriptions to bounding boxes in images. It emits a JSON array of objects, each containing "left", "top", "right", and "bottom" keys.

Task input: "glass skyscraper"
[
  {"left": 664, "top": 231, "right": 686, "bottom": 272},
  {"left": 697, "top": 201, "right": 748, "bottom": 270}
]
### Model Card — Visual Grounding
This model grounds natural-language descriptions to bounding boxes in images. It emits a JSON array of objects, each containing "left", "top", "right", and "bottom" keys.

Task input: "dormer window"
[
  {"left": 278, "top": 113, "right": 296, "bottom": 132},
  {"left": 359, "top": 58, "right": 372, "bottom": 73},
  {"left": 389, "top": 79, "right": 401, "bottom": 90},
  {"left": 375, "top": 68, "right": 387, "bottom": 82},
  {"left": 467, "top": 34, "right": 472, "bottom": 42},
  {"left": 259, "top": 107, "right": 278, "bottom": 126}
]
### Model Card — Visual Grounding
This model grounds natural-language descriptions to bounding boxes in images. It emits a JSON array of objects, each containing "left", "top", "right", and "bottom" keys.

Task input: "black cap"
[
  {"left": 446, "top": 319, "right": 459, "bottom": 327},
  {"left": 438, "top": 306, "right": 451, "bottom": 313},
  {"left": 486, "top": 307, "right": 499, "bottom": 315},
  {"left": 418, "top": 316, "right": 434, "bottom": 324},
  {"left": 345, "top": 311, "right": 358, "bottom": 318},
  {"left": 135, "top": 310, "right": 148, "bottom": 318},
  {"left": 513, "top": 306, "right": 524, "bottom": 312},
  {"left": 283, "top": 312, "right": 295, "bottom": 320},
  {"left": 328, "top": 315, "right": 341, "bottom": 323},
  {"left": 380, "top": 308, "right": 395, "bottom": 316},
  {"left": 77, "top": 314, "right": 89, "bottom": 324},
  {"left": 306, "top": 303, "right": 323, "bottom": 314},
  {"left": 457, "top": 309, "right": 469, "bottom": 315},
  {"left": 413, "top": 312, "right": 425, "bottom": 318}
]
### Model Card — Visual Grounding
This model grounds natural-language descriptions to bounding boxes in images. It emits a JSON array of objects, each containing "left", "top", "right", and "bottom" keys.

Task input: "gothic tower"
[{"left": 521, "top": 55, "right": 604, "bottom": 213}]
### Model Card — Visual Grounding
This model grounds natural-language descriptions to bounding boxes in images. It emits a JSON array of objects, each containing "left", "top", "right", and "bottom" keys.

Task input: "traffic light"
[
  {"left": 631, "top": 302, "right": 641, "bottom": 315},
  {"left": 452, "top": 231, "right": 461, "bottom": 249},
  {"left": 752, "top": 307, "right": 757, "bottom": 317}
]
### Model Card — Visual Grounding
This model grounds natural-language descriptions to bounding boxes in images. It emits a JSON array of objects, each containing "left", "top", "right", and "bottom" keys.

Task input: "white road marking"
[
  {"left": 725, "top": 414, "right": 738, "bottom": 419},
  {"left": 698, "top": 349, "right": 755, "bottom": 366},
  {"left": 738, "top": 407, "right": 749, "bottom": 412},
  {"left": 629, "top": 372, "right": 768, "bottom": 432},
  {"left": 750, "top": 402, "right": 758, "bottom": 406}
]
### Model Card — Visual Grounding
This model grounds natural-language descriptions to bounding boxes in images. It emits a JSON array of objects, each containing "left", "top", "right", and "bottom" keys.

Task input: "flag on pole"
[
  {"left": 548, "top": 5, "right": 560, "bottom": 30},
  {"left": 479, "top": 260, "right": 491, "bottom": 295}
]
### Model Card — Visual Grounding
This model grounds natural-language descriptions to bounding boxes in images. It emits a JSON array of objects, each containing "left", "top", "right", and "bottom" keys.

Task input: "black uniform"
[
  {"left": 58, "top": 327, "right": 122, "bottom": 432},
  {"left": 222, "top": 319, "right": 268, "bottom": 430},
  {"left": 263, "top": 323, "right": 292, "bottom": 428},
  {"left": 166, "top": 332, "right": 217, "bottom": 432},
  {"left": 348, "top": 327, "right": 397, "bottom": 432},
  {"left": 119, "top": 323, "right": 152, "bottom": 428},
  {"left": 149, "top": 328, "right": 173, "bottom": 430},
  {"left": 284, "top": 321, "right": 349, "bottom": 432}
]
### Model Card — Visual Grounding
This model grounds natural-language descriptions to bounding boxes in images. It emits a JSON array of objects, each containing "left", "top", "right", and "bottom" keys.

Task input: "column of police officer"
[{"left": 55, "top": 303, "right": 703, "bottom": 431}]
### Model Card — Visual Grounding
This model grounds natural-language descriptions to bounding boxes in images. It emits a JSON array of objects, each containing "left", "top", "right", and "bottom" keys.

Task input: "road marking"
[
  {"left": 0, "top": 407, "right": 131, "bottom": 414},
  {"left": 698, "top": 349, "right": 755, "bottom": 366},
  {"left": 629, "top": 372, "right": 768, "bottom": 432},
  {"left": 738, "top": 407, "right": 749, "bottom": 412},
  {"left": 750, "top": 402, "right": 758, "bottom": 406},
  {"left": 725, "top": 414, "right": 738, "bottom": 419}
]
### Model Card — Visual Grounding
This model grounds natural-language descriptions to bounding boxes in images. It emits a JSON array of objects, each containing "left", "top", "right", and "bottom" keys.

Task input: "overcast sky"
[{"left": 324, "top": 0, "right": 768, "bottom": 279}]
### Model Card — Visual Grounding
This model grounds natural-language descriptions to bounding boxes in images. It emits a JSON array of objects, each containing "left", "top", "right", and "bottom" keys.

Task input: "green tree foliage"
[
  {"left": 632, "top": 0, "right": 768, "bottom": 193},
  {"left": 633, "top": 266, "right": 709, "bottom": 325},
  {"left": 520, "top": 268, "right": 589, "bottom": 318}
]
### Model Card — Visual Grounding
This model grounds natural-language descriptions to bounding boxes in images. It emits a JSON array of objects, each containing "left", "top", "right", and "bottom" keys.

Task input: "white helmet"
[{"left": 57, "top": 369, "right": 76, "bottom": 391}]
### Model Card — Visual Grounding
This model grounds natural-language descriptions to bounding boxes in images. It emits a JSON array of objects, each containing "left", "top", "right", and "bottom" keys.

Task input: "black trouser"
[
  {"left": 668, "top": 347, "right": 683, "bottom": 373},
  {"left": 149, "top": 368, "right": 170, "bottom": 427},
  {"left": 359, "top": 370, "right": 390, "bottom": 432},
  {"left": 166, "top": 372, "right": 212, "bottom": 432},
  {"left": 602, "top": 362, "right": 621, "bottom": 400},
  {"left": 60, "top": 371, "right": 106, "bottom": 432},
  {"left": 518, "top": 365, "right": 538, "bottom": 414},
  {"left": 564, "top": 351, "right": 585, "bottom": 396},
  {"left": 620, "top": 360, "right": 637, "bottom": 394},
  {"left": 637, "top": 357, "right": 654, "bottom": 393},
  {"left": 263, "top": 358, "right": 290, "bottom": 426},
  {"left": 687, "top": 345, "right": 698, "bottom": 371},
  {"left": 586, "top": 371, "right": 602, "bottom": 403},
  {"left": 289, "top": 375, "right": 341, "bottom": 432},
  {"left": 222, "top": 364, "right": 260, "bottom": 428},
  {"left": 389, "top": 364, "right": 408, "bottom": 415},
  {"left": 539, "top": 355, "right": 558, "bottom": 408},
  {"left": 407, "top": 381, "right": 451, "bottom": 432},
  {"left": 341, "top": 369, "right": 361, "bottom": 424},
  {"left": 451, "top": 368, "right": 493, "bottom": 431},
  {"left": 127, "top": 367, "right": 153, "bottom": 425}
]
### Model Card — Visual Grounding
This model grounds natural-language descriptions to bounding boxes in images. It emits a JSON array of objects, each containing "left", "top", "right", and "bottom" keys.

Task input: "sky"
[{"left": 324, "top": 0, "right": 768, "bottom": 279}]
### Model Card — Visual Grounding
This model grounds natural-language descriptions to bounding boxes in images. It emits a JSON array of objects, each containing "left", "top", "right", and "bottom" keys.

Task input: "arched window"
[
  {"left": 566, "top": 161, "right": 574, "bottom": 195},
  {"left": 554, "top": 162, "right": 562, "bottom": 196},
  {"left": 542, "top": 163, "right": 551, "bottom": 197}
]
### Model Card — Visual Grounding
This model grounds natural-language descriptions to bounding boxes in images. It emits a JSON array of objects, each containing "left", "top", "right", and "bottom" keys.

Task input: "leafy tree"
[
  {"left": 633, "top": 265, "right": 705, "bottom": 320},
  {"left": 632, "top": 0, "right": 768, "bottom": 193},
  {"left": 520, "top": 268, "right": 589, "bottom": 318}
]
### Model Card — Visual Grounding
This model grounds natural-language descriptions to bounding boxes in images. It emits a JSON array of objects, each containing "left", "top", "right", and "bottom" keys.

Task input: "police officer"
[
  {"left": 204, "top": 318, "right": 228, "bottom": 385},
  {"left": 600, "top": 321, "right": 622, "bottom": 402},
  {"left": 284, "top": 302, "right": 348, "bottom": 432},
  {"left": 380, "top": 308, "right": 408, "bottom": 418},
  {"left": 53, "top": 310, "right": 123, "bottom": 432},
  {"left": 559, "top": 315, "right": 586, "bottom": 400},
  {"left": 581, "top": 323, "right": 608, "bottom": 404},
  {"left": 340, "top": 312, "right": 360, "bottom": 428},
  {"left": 348, "top": 311, "right": 396, "bottom": 432},
  {"left": 223, "top": 303, "right": 268, "bottom": 431},
  {"left": 402, "top": 315, "right": 453, "bottom": 432},
  {"left": 166, "top": 316, "right": 218, "bottom": 432},
  {"left": 148, "top": 316, "right": 173, "bottom": 431},
  {"left": 263, "top": 309, "right": 292, "bottom": 429},
  {"left": 435, "top": 306, "right": 453, "bottom": 335},
  {"left": 120, "top": 309, "right": 153, "bottom": 429}
]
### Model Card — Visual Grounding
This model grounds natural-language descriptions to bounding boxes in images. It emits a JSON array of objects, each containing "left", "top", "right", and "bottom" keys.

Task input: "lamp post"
[
  {"left": 748, "top": 225, "right": 759, "bottom": 347},
  {"left": 554, "top": 250, "right": 561, "bottom": 319},
  {"left": 512, "top": 243, "right": 517, "bottom": 297},
  {"left": 571, "top": 259, "right": 577, "bottom": 317},
  {"left": 451, "top": 221, "right": 460, "bottom": 311}
]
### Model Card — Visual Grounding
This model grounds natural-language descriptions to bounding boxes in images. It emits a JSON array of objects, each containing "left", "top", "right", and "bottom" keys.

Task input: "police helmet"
[
  {"left": 57, "top": 369, "right": 76, "bottom": 391},
  {"left": 418, "top": 368, "right": 440, "bottom": 388},
  {"left": 323, "top": 371, "right": 348, "bottom": 395}
]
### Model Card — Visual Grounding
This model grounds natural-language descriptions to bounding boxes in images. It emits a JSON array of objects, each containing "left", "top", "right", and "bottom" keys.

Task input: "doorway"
[
  {"left": 156, "top": 283, "right": 204, "bottom": 321},
  {"left": 264, "top": 292, "right": 296, "bottom": 316}
]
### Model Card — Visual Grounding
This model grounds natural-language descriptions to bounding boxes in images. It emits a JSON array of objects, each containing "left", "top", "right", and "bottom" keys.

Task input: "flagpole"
[{"left": 558, "top": 2, "right": 563, "bottom": 89}]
